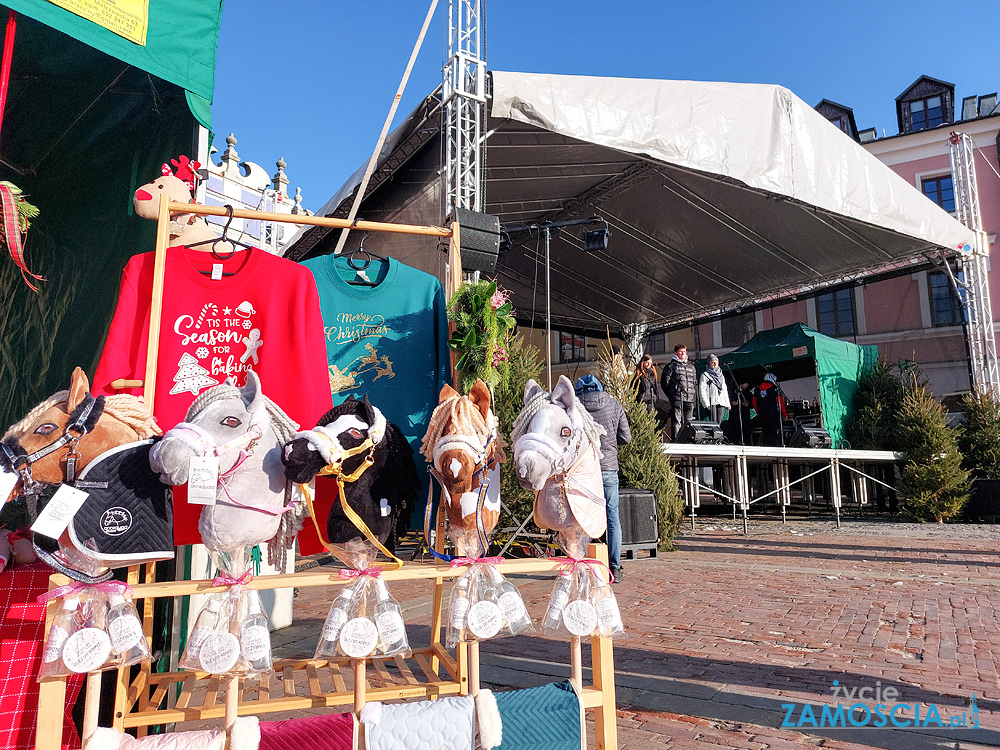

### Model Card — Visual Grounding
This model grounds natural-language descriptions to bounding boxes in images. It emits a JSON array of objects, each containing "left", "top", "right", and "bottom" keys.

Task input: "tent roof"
[
  {"left": 3, "top": 0, "right": 221, "bottom": 127},
  {"left": 286, "top": 71, "right": 975, "bottom": 338}
]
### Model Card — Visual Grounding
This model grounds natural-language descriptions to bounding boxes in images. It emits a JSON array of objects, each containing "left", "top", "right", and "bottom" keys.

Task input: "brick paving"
[{"left": 269, "top": 517, "right": 1000, "bottom": 749}]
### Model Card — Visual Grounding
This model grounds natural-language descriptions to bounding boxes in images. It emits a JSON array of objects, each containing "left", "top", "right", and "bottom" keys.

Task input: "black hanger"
[
  {"left": 184, "top": 204, "right": 254, "bottom": 260},
  {"left": 343, "top": 231, "right": 384, "bottom": 286}
]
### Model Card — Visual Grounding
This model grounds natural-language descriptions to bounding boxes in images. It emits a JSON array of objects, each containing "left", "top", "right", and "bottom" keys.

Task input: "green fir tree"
[
  {"left": 844, "top": 359, "right": 905, "bottom": 451},
  {"left": 896, "top": 386, "right": 970, "bottom": 522},
  {"left": 958, "top": 389, "right": 1000, "bottom": 479}
]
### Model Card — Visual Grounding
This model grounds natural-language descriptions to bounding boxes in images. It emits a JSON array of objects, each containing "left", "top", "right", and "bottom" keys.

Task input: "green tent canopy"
[{"left": 723, "top": 323, "right": 878, "bottom": 445}]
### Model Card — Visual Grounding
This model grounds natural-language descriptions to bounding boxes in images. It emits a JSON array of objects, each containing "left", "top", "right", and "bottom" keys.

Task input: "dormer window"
[{"left": 909, "top": 95, "right": 944, "bottom": 131}]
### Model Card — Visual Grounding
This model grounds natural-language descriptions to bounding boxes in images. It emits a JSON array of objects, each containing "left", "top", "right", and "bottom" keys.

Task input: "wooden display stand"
[{"left": 33, "top": 200, "right": 619, "bottom": 749}]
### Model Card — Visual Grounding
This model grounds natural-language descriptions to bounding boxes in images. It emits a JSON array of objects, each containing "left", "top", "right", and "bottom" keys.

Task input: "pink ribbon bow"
[
  {"left": 338, "top": 567, "right": 382, "bottom": 580},
  {"left": 449, "top": 556, "right": 505, "bottom": 568},
  {"left": 557, "top": 557, "right": 612, "bottom": 583},
  {"left": 212, "top": 570, "right": 253, "bottom": 588},
  {"left": 37, "top": 580, "right": 132, "bottom": 604}
]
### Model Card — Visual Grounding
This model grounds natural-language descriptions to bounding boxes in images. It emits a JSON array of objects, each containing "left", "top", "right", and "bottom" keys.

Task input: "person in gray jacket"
[{"left": 575, "top": 374, "right": 631, "bottom": 583}]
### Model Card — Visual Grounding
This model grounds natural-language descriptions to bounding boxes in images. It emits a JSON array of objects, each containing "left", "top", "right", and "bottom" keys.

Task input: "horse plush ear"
[
  {"left": 550, "top": 375, "right": 576, "bottom": 413},
  {"left": 523, "top": 379, "right": 543, "bottom": 405},
  {"left": 240, "top": 371, "right": 265, "bottom": 416},
  {"left": 67, "top": 367, "right": 91, "bottom": 411},
  {"left": 439, "top": 383, "right": 459, "bottom": 402},
  {"left": 360, "top": 394, "right": 378, "bottom": 426},
  {"left": 468, "top": 379, "right": 491, "bottom": 421}
]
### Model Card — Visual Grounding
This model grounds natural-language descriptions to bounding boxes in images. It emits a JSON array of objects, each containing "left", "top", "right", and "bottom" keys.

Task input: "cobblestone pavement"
[{"left": 269, "top": 516, "right": 1000, "bottom": 749}]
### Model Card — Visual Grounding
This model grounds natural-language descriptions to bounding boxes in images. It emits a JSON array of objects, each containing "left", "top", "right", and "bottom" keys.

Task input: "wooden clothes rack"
[{"left": 34, "top": 199, "right": 618, "bottom": 749}]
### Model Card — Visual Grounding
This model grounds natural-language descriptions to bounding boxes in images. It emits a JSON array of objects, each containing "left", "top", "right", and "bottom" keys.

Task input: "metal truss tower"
[
  {"left": 949, "top": 131, "right": 1000, "bottom": 393},
  {"left": 444, "top": 0, "right": 485, "bottom": 215}
]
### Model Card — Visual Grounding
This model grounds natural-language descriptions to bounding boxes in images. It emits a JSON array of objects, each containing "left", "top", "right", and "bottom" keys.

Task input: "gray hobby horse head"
[{"left": 149, "top": 371, "right": 298, "bottom": 552}]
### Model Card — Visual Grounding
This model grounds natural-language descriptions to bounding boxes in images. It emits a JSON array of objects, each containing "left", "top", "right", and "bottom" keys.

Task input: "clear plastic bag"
[
  {"left": 38, "top": 589, "right": 120, "bottom": 678},
  {"left": 541, "top": 561, "right": 626, "bottom": 641},
  {"left": 445, "top": 563, "right": 534, "bottom": 648}
]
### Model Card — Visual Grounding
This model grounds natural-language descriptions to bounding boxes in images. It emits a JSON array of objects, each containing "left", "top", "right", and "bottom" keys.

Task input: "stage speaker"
[
  {"left": 789, "top": 424, "right": 832, "bottom": 449},
  {"left": 619, "top": 488, "right": 658, "bottom": 546},
  {"left": 679, "top": 420, "right": 724, "bottom": 444},
  {"left": 452, "top": 207, "right": 501, "bottom": 274}
]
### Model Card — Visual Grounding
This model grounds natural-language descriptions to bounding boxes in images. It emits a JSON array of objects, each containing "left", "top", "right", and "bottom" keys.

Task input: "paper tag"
[
  {"left": 466, "top": 600, "right": 503, "bottom": 639},
  {"left": 109, "top": 615, "right": 144, "bottom": 652},
  {"left": 187, "top": 455, "right": 219, "bottom": 505},
  {"left": 339, "top": 617, "right": 378, "bottom": 658},
  {"left": 198, "top": 632, "right": 240, "bottom": 673},
  {"left": 562, "top": 600, "right": 598, "bottom": 636},
  {"left": 0, "top": 467, "right": 18, "bottom": 512},
  {"left": 499, "top": 591, "right": 527, "bottom": 624},
  {"left": 241, "top": 624, "right": 271, "bottom": 661},
  {"left": 31, "top": 485, "right": 89, "bottom": 539},
  {"left": 62, "top": 628, "right": 112, "bottom": 673},
  {"left": 211, "top": 263, "right": 223, "bottom": 281}
]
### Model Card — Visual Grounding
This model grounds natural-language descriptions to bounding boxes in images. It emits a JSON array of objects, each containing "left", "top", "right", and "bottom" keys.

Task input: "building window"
[
  {"left": 928, "top": 271, "right": 964, "bottom": 327},
  {"left": 558, "top": 331, "right": 587, "bottom": 363},
  {"left": 721, "top": 312, "right": 756, "bottom": 348},
  {"left": 643, "top": 332, "right": 666, "bottom": 356},
  {"left": 909, "top": 95, "right": 944, "bottom": 131},
  {"left": 817, "top": 289, "right": 855, "bottom": 337},
  {"left": 922, "top": 175, "right": 955, "bottom": 212}
]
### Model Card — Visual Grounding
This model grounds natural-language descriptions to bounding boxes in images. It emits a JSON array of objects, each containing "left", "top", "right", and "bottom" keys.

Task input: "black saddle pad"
[{"left": 67, "top": 439, "right": 174, "bottom": 566}]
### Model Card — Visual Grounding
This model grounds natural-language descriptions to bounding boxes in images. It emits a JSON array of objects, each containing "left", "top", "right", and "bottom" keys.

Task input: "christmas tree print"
[{"left": 169, "top": 352, "right": 218, "bottom": 396}]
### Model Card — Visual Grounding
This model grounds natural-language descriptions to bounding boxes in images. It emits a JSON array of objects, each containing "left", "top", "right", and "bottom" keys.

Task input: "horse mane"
[
  {"left": 317, "top": 398, "right": 364, "bottom": 424},
  {"left": 185, "top": 383, "right": 299, "bottom": 444},
  {"left": 420, "top": 395, "right": 490, "bottom": 462},
  {"left": 510, "top": 390, "right": 605, "bottom": 453},
  {"left": 3, "top": 392, "right": 161, "bottom": 441}
]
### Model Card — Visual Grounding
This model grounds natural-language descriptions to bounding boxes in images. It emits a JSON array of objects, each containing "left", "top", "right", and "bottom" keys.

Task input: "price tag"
[
  {"left": 31, "top": 485, "right": 89, "bottom": 540},
  {"left": 0, "top": 467, "right": 18, "bottom": 512},
  {"left": 187, "top": 455, "right": 219, "bottom": 505}
]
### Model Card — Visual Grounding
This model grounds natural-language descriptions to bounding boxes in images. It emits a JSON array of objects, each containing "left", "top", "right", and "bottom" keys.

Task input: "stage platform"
[{"left": 661, "top": 443, "right": 900, "bottom": 533}]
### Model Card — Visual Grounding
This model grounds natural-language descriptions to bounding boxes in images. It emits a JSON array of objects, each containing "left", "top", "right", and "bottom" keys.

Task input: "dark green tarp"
[
  {"left": 724, "top": 323, "right": 879, "bottom": 445},
  {"left": 3, "top": 0, "right": 221, "bottom": 128},
  {"left": 0, "top": 9, "right": 213, "bottom": 428}
]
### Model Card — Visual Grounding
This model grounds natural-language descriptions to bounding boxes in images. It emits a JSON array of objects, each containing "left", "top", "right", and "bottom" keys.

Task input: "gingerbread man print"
[{"left": 240, "top": 328, "right": 263, "bottom": 364}]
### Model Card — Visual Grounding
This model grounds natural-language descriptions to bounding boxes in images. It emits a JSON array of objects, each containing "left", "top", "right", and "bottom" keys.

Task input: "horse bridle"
[{"left": 0, "top": 393, "right": 105, "bottom": 495}]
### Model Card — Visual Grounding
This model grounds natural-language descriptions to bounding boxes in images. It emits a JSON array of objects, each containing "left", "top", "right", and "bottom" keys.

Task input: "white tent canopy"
[{"left": 288, "top": 72, "right": 975, "bottom": 336}]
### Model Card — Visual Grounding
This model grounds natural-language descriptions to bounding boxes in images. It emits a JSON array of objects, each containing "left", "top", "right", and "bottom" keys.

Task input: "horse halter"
[{"left": 0, "top": 393, "right": 105, "bottom": 493}]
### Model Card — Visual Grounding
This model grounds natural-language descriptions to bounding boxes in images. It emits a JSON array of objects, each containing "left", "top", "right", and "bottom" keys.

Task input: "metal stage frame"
[{"left": 662, "top": 444, "right": 900, "bottom": 534}]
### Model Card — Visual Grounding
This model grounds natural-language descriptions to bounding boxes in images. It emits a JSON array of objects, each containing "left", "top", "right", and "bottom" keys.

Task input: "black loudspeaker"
[
  {"left": 619, "top": 488, "right": 658, "bottom": 548},
  {"left": 452, "top": 207, "right": 501, "bottom": 274},
  {"left": 789, "top": 424, "right": 833, "bottom": 448},
  {"left": 679, "top": 420, "right": 724, "bottom": 444}
]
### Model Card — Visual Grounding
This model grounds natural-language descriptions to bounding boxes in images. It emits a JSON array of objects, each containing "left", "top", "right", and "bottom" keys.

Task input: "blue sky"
[{"left": 211, "top": 1, "right": 1000, "bottom": 212}]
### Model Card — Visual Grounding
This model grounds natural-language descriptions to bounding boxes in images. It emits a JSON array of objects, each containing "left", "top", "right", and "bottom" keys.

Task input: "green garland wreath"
[{"left": 447, "top": 280, "right": 517, "bottom": 394}]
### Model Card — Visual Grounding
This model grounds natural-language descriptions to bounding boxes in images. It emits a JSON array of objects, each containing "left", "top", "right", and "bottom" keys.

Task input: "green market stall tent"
[
  {"left": 0, "top": 0, "right": 222, "bottom": 428},
  {"left": 722, "top": 323, "right": 878, "bottom": 445}
]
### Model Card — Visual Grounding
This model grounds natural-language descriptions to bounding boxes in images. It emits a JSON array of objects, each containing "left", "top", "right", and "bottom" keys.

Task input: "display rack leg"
[
  {"left": 570, "top": 636, "right": 582, "bottom": 688},
  {"left": 353, "top": 659, "right": 366, "bottom": 714},
  {"left": 469, "top": 640, "right": 480, "bottom": 697},
  {"left": 82, "top": 671, "right": 102, "bottom": 743},
  {"left": 225, "top": 675, "right": 239, "bottom": 735},
  {"left": 587, "top": 543, "right": 618, "bottom": 750}
]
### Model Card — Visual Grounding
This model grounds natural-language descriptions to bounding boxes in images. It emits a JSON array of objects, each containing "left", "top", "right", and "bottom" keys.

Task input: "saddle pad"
[
  {"left": 259, "top": 712, "right": 356, "bottom": 750},
  {"left": 68, "top": 440, "right": 174, "bottom": 565},
  {"left": 362, "top": 695, "right": 474, "bottom": 750},
  {"left": 492, "top": 681, "right": 583, "bottom": 750},
  {"left": 87, "top": 727, "right": 225, "bottom": 750}
]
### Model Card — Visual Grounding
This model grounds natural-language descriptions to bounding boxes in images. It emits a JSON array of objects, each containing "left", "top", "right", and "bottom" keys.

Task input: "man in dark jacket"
[
  {"left": 661, "top": 344, "right": 697, "bottom": 441},
  {"left": 575, "top": 375, "right": 631, "bottom": 583}
]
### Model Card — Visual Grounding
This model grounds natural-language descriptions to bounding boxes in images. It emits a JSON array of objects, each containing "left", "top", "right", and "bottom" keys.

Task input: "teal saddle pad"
[{"left": 494, "top": 681, "right": 582, "bottom": 750}]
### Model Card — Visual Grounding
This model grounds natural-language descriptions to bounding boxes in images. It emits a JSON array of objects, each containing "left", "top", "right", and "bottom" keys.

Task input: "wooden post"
[
  {"left": 469, "top": 640, "right": 480, "bottom": 698},
  {"left": 34, "top": 592, "right": 66, "bottom": 750},
  {"left": 569, "top": 637, "right": 582, "bottom": 688},
  {"left": 447, "top": 221, "right": 462, "bottom": 299},
  {"left": 588, "top": 543, "right": 618, "bottom": 750},
  {"left": 143, "top": 193, "right": 172, "bottom": 405},
  {"left": 225, "top": 675, "right": 239, "bottom": 734},
  {"left": 82, "top": 672, "right": 103, "bottom": 742},
  {"left": 353, "top": 659, "right": 366, "bottom": 714}
]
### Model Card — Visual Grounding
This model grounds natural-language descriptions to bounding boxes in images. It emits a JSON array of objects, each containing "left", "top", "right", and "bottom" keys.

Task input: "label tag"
[
  {"left": 62, "top": 628, "right": 112, "bottom": 673},
  {"left": 466, "top": 600, "right": 503, "bottom": 639},
  {"left": 31, "top": 485, "right": 89, "bottom": 539},
  {"left": 187, "top": 456, "right": 219, "bottom": 505},
  {"left": 339, "top": 617, "right": 378, "bottom": 658},
  {"left": 211, "top": 263, "right": 223, "bottom": 281},
  {"left": 562, "top": 600, "right": 599, "bottom": 637},
  {"left": 0, "top": 468, "right": 18, "bottom": 513},
  {"left": 355, "top": 269, "right": 371, "bottom": 284}
]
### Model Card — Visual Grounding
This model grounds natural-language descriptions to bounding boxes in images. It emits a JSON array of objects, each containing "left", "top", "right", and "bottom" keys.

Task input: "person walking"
[
  {"left": 661, "top": 344, "right": 697, "bottom": 441},
  {"left": 575, "top": 375, "right": 631, "bottom": 583},
  {"left": 699, "top": 354, "right": 730, "bottom": 424}
]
